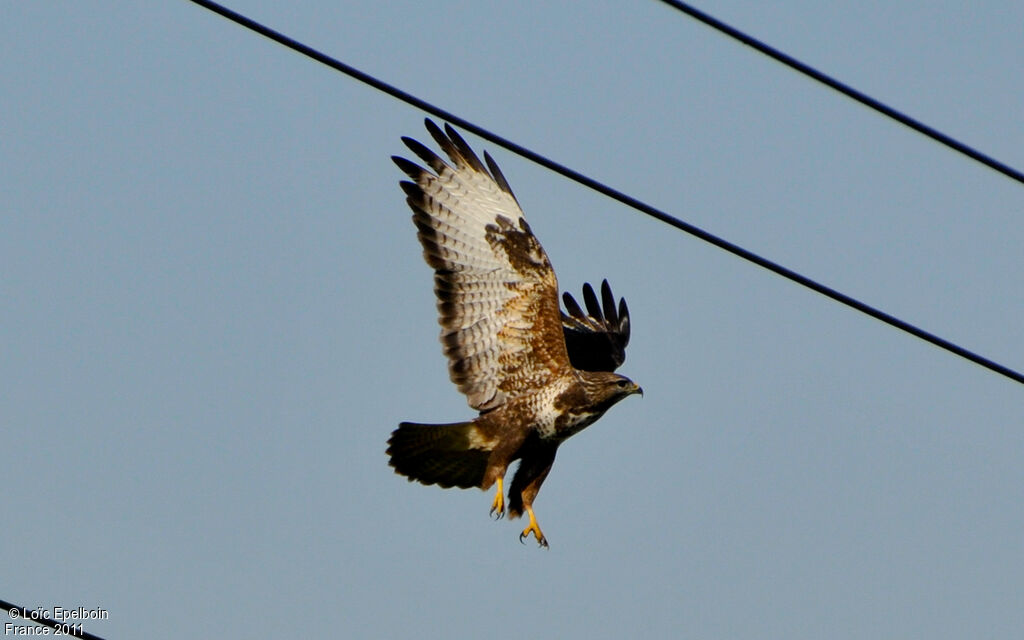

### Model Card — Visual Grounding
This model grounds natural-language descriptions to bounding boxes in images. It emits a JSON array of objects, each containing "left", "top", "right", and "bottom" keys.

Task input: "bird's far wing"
[
  {"left": 560, "top": 280, "right": 631, "bottom": 372},
  {"left": 394, "top": 120, "right": 573, "bottom": 411}
]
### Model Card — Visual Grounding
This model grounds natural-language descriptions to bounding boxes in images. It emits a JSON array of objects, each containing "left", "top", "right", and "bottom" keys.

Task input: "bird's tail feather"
[{"left": 387, "top": 421, "right": 491, "bottom": 489}]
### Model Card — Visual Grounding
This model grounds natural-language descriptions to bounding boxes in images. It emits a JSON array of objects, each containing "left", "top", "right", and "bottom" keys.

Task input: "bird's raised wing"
[
  {"left": 561, "top": 280, "right": 631, "bottom": 372},
  {"left": 394, "top": 120, "right": 573, "bottom": 411}
]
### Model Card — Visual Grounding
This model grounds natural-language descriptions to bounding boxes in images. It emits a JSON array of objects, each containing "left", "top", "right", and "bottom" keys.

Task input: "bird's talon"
[
  {"left": 489, "top": 477, "right": 505, "bottom": 519},
  {"left": 519, "top": 527, "right": 549, "bottom": 548},
  {"left": 516, "top": 505, "right": 548, "bottom": 544}
]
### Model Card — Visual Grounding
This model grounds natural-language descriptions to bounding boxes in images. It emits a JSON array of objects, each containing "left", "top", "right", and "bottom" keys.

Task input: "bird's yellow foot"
[
  {"left": 519, "top": 506, "right": 548, "bottom": 548},
  {"left": 489, "top": 477, "right": 505, "bottom": 519}
]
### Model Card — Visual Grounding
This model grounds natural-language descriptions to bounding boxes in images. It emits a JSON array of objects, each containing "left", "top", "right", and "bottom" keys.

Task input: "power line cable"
[
  {"left": 186, "top": 0, "right": 1023, "bottom": 386},
  {"left": 655, "top": 0, "right": 1024, "bottom": 187},
  {"left": 0, "top": 598, "right": 106, "bottom": 640}
]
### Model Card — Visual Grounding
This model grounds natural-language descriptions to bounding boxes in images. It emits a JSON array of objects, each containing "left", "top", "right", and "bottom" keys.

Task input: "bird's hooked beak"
[{"left": 630, "top": 382, "right": 644, "bottom": 398}]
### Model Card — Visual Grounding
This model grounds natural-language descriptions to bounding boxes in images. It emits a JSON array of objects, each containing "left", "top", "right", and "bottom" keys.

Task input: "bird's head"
[{"left": 580, "top": 371, "right": 643, "bottom": 410}]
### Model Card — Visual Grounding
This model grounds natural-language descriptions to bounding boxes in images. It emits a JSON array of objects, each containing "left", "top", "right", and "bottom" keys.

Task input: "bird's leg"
[
  {"left": 489, "top": 477, "right": 505, "bottom": 519},
  {"left": 519, "top": 506, "right": 548, "bottom": 548}
]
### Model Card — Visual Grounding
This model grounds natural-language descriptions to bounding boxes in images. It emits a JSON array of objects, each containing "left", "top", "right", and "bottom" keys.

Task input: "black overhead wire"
[
  {"left": 654, "top": 0, "right": 1024, "bottom": 187},
  {"left": 187, "top": 0, "right": 1024, "bottom": 386}
]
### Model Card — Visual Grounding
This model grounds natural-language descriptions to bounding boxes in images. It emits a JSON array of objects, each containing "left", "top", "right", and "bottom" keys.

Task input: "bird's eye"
[{"left": 617, "top": 380, "right": 628, "bottom": 387}]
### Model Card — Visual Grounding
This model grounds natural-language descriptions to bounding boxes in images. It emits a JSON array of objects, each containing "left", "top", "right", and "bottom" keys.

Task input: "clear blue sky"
[{"left": 3, "top": 2, "right": 1022, "bottom": 638}]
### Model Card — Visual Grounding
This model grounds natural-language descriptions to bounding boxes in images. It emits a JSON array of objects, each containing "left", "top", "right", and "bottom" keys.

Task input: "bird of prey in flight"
[{"left": 387, "top": 120, "right": 641, "bottom": 547}]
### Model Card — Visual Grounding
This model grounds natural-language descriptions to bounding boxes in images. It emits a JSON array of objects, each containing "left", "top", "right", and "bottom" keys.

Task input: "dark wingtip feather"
[
  {"left": 423, "top": 118, "right": 444, "bottom": 143},
  {"left": 402, "top": 136, "right": 447, "bottom": 173},
  {"left": 443, "top": 123, "right": 488, "bottom": 174},
  {"left": 562, "top": 291, "right": 585, "bottom": 319},
  {"left": 392, "top": 155, "right": 424, "bottom": 179},
  {"left": 618, "top": 297, "right": 631, "bottom": 342},
  {"left": 601, "top": 280, "right": 618, "bottom": 325},
  {"left": 425, "top": 120, "right": 463, "bottom": 168},
  {"left": 582, "top": 282, "right": 602, "bottom": 319},
  {"left": 398, "top": 180, "right": 421, "bottom": 199},
  {"left": 484, "top": 151, "right": 518, "bottom": 201}
]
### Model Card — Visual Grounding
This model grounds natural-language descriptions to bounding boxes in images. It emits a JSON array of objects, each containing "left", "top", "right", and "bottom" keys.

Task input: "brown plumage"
[{"left": 387, "top": 120, "right": 642, "bottom": 547}]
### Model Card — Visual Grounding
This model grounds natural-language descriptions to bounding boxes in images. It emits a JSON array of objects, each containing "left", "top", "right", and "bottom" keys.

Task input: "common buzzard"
[{"left": 386, "top": 121, "right": 642, "bottom": 547}]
